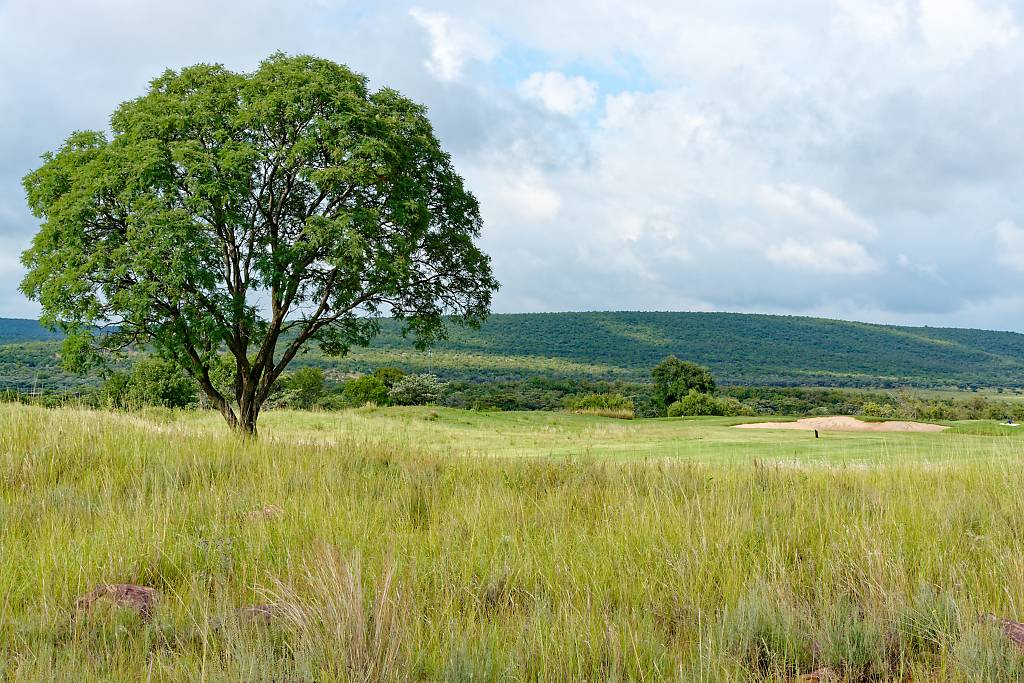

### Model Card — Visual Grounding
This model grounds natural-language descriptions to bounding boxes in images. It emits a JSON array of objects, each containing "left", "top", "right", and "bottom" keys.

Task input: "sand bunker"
[{"left": 735, "top": 416, "right": 948, "bottom": 433}]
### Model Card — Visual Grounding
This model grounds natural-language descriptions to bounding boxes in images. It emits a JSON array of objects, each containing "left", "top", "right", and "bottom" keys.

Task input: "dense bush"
[
  {"left": 390, "top": 374, "right": 444, "bottom": 406},
  {"left": 287, "top": 367, "right": 326, "bottom": 409},
  {"left": 342, "top": 375, "right": 391, "bottom": 406},
  {"left": 101, "top": 356, "right": 196, "bottom": 409},
  {"left": 668, "top": 390, "right": 721, "bottom": 417},
  {"left": 372, "top": 367, "right": 406, "bottom": 389}
]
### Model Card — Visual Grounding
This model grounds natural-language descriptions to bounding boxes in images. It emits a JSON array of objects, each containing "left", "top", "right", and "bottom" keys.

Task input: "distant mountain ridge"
[
  {"left": 0, "top": 318, "right": 60, "bottom": 343},
  {"left": 1, "top": 312, "right": 1023, "bottom": 391}
]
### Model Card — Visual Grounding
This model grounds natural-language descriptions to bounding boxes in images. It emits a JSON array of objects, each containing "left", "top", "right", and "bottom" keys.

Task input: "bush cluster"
[{"left": 7, "top": 351, "right": 1024, "bottom": 422}]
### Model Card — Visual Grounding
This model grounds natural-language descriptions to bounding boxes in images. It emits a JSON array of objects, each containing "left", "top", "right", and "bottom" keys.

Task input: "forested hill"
[{"left": 2, "top": 312, "right": 1024, "bottom": 390}]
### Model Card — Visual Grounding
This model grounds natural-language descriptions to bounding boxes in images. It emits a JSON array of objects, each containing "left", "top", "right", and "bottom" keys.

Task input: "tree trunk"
[
  {"left": 237, "top": 392, "right": 260, "bottom": 437},
  {"left": 195, "top": 381, "right": 258, "bottom": 436}
]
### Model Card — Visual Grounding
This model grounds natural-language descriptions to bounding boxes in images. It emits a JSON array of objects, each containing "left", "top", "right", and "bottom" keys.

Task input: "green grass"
[{"left": 3, "top": 404, "right": 1024, "bottom": 681}]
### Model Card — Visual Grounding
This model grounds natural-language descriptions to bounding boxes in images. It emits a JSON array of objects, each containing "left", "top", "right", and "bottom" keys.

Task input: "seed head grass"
[{"left": 2, "top": 404, "right": 1024, "bottom": 680}]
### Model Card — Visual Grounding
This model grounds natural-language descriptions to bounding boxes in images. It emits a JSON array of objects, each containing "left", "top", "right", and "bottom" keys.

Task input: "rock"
[
  {"left": 980, "top": 613, "right": 1024, "bottom": 648},
  {"left": 74, "top": 583, "right": 159, "bottom": 620},
  {"left": 246, "top": 504, "right": 284, "bottom": 520},
  {"left": 236, "top": 604, "right": 282, "bottom": 625},
  {"left": 798, "top": 668, "right": 838, "bottom": 682}
]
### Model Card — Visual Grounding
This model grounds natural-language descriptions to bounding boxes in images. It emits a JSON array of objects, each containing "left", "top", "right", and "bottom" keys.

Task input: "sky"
[{"left": 1, "top": 0, "right": 1023, "bottom": 331}]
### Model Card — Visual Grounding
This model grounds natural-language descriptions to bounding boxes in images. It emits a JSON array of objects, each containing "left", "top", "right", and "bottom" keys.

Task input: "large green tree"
[
  {"left": 651, "top": 356, "right": 716, "bottom": 409},
  {"left": 21, "top": 54, "right": 497, "bottom": 435}
]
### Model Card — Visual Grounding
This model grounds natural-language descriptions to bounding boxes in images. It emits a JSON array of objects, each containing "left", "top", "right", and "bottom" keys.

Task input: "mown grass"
[{"left": 2, "top": 404, "right": 1024, "bottom": 681}]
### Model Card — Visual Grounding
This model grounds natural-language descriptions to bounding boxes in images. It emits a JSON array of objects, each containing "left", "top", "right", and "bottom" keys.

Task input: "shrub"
[
  {"left": 286, "top": 367, "right": 325, "bottom": 409},
  {"left": 716, "top": 396, "right": 756, "bottom": 417},
  {"left": 668, "top": 390, "right": 721, "bottom": 417},
  {"left": 343, "top": 375, "right": 391, "bottom": 407},
  {"left": 565, "top": 393, "right": 635, "bottom": 418},
  {"left": 372, "top": 367, "right": 406, "bottom": 389},
  {"left": 722, "top": 589, "right": 813, "bottom": 676},
  {"left": 99, "top": 371, "right": 132, "bottom": 408},
  {"left": 389, "top": 374, "right": 444, "bottom": 406},
  {"left": 264, "top": 367, "right": 326, "bottom": 410},
  {"left": 815, "top": 599, "right": 889, "bottom": 680},
  {"left": 862, "top": 401, "right": 895, "bottom": 418},
  {"left": 105, "top": 356, "right": 196, "bottom": 409}
]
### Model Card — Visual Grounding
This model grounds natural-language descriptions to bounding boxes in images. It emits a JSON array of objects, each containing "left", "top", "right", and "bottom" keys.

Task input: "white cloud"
[
  {"left": 409, "top": 8, "right": 495, "bottom": 81},
  {"left": 918, "top": 0, "right": 1019, "bottom": 62},
  {"left": 490, "top": 170, "right": 562, "bottom": 222},
  {"left": 758, "top": 184, "right": 878, "bottom": 239},
  {"left": 995, "top": 219, "right": 1024, "bottom": 271},
  {"left": 517, "top": 71, "right": 597, "bottom": 115},
  {"left": 3, "top": 0, "right": 1024, "bottom": 329},
  {"left": 834, "top": 0, "right": 910, "bottom": 43},
  {"left": 766, "top": 238, "right": 881, "bottom": 275}
]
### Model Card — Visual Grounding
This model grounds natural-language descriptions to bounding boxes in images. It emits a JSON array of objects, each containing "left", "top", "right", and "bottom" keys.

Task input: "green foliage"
[
  {"left": 652, "top": 356, "right": 716, "bottom": 409},
  {"left": 372, "top": 367, "right": 406, "bottom": 389},
  {"left": 343, "top": 375, "right": 391, "bottom": 407},
  {"left": 19, "top": 53, "right": 497, "bottom": 433},
  {"left": 389, "top": 373, "right": 444, "bottom": 406},
  {"left": 564, "top": 393, "right": 634, "bottom": 411},
  {"left": 208, "top": 353, "right": 238, "bottom": 403},
  {"left": 861, "top": 401, "right": 895, "bottom": 418},
  {"left": 953, "top": 622, "right": 1024, "bottom": 682},
  {"left": 667, "top": 390, "right": 721, "bottom": 417},
  {"left": 281, "top": 367, "right": 325, "bottom": 410},
  {"left": 98, "top": 371, "right": 131, "bottom": 408},
  {"left": 102, "top": 355, "right": 196, "bottom": 408}
]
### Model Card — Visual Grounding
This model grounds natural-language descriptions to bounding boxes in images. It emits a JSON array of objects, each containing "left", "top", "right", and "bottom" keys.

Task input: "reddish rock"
[
  {"left": 75, "top": 584, "right": 159, "bottom": 620},
  {"left": 981, "top": 613, "right": 1024, "bottom": 648}
]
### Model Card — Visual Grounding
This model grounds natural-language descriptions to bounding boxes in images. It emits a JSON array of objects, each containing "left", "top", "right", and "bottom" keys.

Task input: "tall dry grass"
[{"left": 1, "top": 403, "right": 1024, "bottom": 681}]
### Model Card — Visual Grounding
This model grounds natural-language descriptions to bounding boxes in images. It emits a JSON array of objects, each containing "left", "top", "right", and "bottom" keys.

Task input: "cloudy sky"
[{"left": 2, "top": 0, "right": 1023, "bottom": 331}]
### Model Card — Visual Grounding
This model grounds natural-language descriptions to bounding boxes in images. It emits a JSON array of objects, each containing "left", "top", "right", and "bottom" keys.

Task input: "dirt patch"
[{"left": 735, "top": 416, "right": 948, "bottom": 433}]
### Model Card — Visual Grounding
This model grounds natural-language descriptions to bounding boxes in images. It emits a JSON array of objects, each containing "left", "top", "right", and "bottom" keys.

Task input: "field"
[{"left": 3, "top": 404, "right": 1024, "bottom": 681}]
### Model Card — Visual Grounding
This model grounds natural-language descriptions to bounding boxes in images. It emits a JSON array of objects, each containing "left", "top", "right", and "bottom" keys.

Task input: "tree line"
[{"left": 7, "top": 352, "right": 1023, "bottom": 424}]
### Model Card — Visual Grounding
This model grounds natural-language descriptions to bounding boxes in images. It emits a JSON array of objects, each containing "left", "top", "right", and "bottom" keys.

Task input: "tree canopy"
[
  {"left": 651, "top": 356, "right": 716, "bottom": 409},
  {"left": 21, "top": 53, "right": 497, "bottom": 434}
]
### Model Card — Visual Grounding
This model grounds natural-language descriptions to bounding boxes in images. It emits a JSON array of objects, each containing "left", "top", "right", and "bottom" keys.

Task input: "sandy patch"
[{"left": 735, "top": 416, "right": 948, "bottom": 433}]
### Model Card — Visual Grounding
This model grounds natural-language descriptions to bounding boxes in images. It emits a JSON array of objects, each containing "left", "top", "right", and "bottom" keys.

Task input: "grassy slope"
[
  {"left": 4, "top": 404, "right": 1024, "bottom": 680},
  {"left": 4, "top": 312, "right": 1024, "bottom": 391}
]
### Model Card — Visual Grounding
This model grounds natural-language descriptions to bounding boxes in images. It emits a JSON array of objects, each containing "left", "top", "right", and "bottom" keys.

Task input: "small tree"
[
  {"left": 343, "top": 374, "right": 390, "bottom": 406},
  {"left": 651, "top": 356, "right": 716, "bottom": 409},
  {"left": 21, "top": 53, "right": 497, "bottom": 435},
  {"left": 389, "top": 373, "right": 444, "bottom": 406},
  {"left": 284, "top": 367, "right": 325, "bottom": 409}
]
